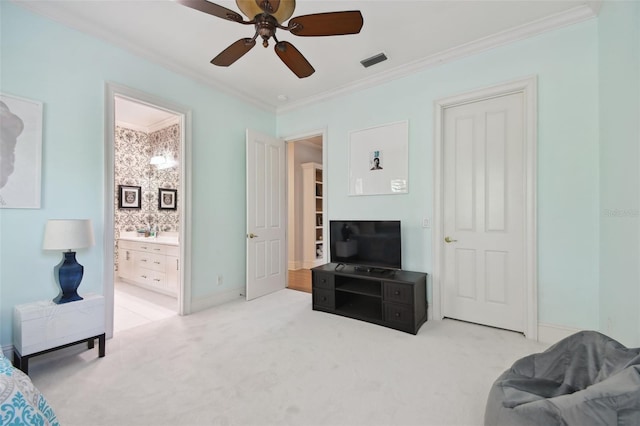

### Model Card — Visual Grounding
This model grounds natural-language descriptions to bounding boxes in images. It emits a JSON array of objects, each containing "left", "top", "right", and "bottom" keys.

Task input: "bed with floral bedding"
[{"left": 0, "top": 352, "right": 59, "bottom": 425}]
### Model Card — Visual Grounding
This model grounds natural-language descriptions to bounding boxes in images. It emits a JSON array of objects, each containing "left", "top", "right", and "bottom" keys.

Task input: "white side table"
[{"left": 13, "top": 293, "right": 106, "bottom": 374}]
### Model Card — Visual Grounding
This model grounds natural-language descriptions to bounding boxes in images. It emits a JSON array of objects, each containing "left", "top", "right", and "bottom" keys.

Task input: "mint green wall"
[
  {"left": 2, "top": 2, "right": 636, "bottom": 349},
  {"left": 598, "top": 1, "right": 640, "bottom": 346},
  {"left": 278, "top": 21, "right": 601, "bottom": 333},
  {"left": 0, "top": 3, "right": 275, "bottom": 347}
]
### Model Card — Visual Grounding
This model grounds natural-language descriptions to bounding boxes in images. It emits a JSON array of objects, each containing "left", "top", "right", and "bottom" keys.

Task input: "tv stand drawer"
[
  {"left": 313, "top": 271, "right": 334, "bottom": 290},
  {"left": 313, "top": 288, "right": 335, "bottom": 309},
  {"left": 383, "top": 282, "right": 412, "bottom": 304},
  {"left": 384, "top": 302, "right": 413, "bottom": 327}
]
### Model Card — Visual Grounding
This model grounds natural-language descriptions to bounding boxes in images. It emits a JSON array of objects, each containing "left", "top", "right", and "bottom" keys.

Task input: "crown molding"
[
  {"left": 148, "top": 115, "right": 180, "bottom": 133},
  {"left": 116, "top": 115, "right": 180, "bottom": 134},
  {"left": 276, "top": 4, "right": 598, "bottom": 115},
  {"left": 13, "top": 1, "right": 598, "bottom": 116},
  {"left": 11, "top": 1, "right": 277, "bottom": 114},
  {"left": 296, "top": 139, "right": 323, "bottom": 150},
  {"left": 115, "top": 120, "right": 148, "bottom": 133}
]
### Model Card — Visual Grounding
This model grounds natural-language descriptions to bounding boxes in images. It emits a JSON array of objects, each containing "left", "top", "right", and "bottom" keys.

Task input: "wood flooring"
[{"left": 287, "top": 268, "right": 312, "bottom": 293}]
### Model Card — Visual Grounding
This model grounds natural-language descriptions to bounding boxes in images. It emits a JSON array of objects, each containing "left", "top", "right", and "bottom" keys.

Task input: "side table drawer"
[
  {"left": 313, "top": 272, "right": 334, "bottom": 290},
  {"left": 313, "top": 288, "right": 335, "bottom": 309}
]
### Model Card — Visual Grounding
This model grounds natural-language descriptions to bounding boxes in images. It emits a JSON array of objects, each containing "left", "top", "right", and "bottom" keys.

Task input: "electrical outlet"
[{"left": 217, "top": 275, "right": 223, "bottom": 286}]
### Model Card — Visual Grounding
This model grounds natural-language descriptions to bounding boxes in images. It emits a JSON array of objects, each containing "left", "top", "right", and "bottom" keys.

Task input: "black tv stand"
[{"left": 312, "top": 263, "right": 428, "bottom": 334}]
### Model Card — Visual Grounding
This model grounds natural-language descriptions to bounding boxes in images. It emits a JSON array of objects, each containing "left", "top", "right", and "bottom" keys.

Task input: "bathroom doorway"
[
  {"left": 113, "top": 96, "right": 181, "bottom": 332},
  {"left": 104, "top": 82, "right": 192, "bottom": 338}
]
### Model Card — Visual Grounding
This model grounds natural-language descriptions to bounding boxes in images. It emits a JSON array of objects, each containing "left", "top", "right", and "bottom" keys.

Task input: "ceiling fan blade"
[
  {"left": 274, "top": 41, "right": 314, "bottom": 78},
  {"left": 211, "top": 38, "right": 256, "bottom": 66},
  {"left": 176, "top": 0, "right": 244, "bottom": 22},
  {"left": 289, "top": 11, "right": 363, "bottom": 37}
]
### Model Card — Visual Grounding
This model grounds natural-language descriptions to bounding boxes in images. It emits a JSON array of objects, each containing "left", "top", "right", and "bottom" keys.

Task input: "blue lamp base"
[{"left": 53, "top": 251, "right": 84, "bottom": 304}]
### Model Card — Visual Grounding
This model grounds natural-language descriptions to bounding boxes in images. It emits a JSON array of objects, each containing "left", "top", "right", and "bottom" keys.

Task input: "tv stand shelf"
[
  {"left": 336, "top": 280, "right": 381, "bottom": 297},
  {"left": 312, "top": 263, "right": 428, "bottom": 334}
]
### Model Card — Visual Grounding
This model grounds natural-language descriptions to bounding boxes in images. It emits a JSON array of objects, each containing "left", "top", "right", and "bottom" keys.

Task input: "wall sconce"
[
  {"left": 150, "top": 154, "right": 177, "bottom": 169},
  {"left": 150, "top": 155, "right": 165, "bottom": 165}
]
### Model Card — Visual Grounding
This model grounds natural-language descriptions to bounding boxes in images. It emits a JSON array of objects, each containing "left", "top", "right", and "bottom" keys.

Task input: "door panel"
[
  {"left": 443, "top": 93, "right": 525, "bottom": 332},
  {"left": 246, "top": 129, "right": 287, "bottom": 300}
]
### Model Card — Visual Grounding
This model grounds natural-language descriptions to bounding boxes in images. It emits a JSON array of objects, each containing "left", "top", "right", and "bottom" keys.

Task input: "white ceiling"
[
  {"left": 15, "top": 1, "right": 600, "bottom": 113},
  {"left": 115, "top": 96, "right": 179, "bottom": 130}
]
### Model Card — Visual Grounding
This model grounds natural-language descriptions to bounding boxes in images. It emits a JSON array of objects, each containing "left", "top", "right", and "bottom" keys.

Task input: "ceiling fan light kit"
[{"left": 177, "top": 0, "right": 364, "bottom": 78}]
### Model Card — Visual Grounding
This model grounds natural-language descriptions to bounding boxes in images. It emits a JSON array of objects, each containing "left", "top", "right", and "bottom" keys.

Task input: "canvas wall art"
[{"left": 0, "top": 93, "right": 43, "bottom": 208}]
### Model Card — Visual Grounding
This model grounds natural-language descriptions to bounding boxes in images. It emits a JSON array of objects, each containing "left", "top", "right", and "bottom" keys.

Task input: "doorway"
[
  {"left": 112, "top": 96, "right": 181, "bottom": 332},
  {"left": 286, "top": 133, "right": 325, "bottom": 293},
  {"left": 104, "top": 82, "right": 192, "bottom": 339},
  {"left": 433, "top": 77, "right": 538, "bottom": 339}
]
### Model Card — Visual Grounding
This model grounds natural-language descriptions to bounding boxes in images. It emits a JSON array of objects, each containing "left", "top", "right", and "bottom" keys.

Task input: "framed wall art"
[
  {"left": 0, "top": 93, "right": 43, "bottom": 208},
  {"left": 118, "top": 185, "right": 141, "bottom": 209},
  {"left": 348, "top": 120, "right": 409, "bottom": 196},
  {"left": 158, "top": 188, "right": 177, "bottom": 210}
]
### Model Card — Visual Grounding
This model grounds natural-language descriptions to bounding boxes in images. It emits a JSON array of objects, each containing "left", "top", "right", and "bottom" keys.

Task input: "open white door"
[{"left": 246, "top": 129, "right": 287, "bottom": 300}]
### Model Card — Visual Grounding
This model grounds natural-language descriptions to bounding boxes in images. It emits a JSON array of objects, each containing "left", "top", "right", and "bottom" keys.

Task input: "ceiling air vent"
[{"left": 360, "top": 53, "right": 388, "bottom": 68}]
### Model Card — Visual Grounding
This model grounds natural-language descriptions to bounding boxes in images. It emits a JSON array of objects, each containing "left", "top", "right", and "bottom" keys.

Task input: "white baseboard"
[
  {"left": 190, "top": 286, "right": 244, "bottom": 314},
  {"left": 429, "top": 318, "right": 582, "bottom": 344},
  {"left": 537, "top": 322, "right": 582, "bottom": 344},
  {"left": 2, "top": 344, "right": 13, "bottom": 359}
]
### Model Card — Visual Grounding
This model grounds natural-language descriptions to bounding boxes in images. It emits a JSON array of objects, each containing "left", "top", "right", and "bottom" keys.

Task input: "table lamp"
[{"left": 42, "top": 219, "right": 95, "bottom": 304}]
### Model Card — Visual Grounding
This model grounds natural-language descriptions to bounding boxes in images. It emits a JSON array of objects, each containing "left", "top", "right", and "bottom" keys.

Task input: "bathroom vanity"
[{"left": 117, "top": 233, "right": 179, "bottom": 297}]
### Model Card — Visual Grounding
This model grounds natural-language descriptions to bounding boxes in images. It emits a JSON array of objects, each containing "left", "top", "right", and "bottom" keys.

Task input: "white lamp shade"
[{"left": 43, "top": 219, "right": 95, "bottom": 250}]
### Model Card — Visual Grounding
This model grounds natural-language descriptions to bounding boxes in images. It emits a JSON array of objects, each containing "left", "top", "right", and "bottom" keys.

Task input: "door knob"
[
  {"left": 444, "top": 236, "right": 458, "bottom": 243},
  {"left": 248, "top": 233, "right": 259, "bottom": 239}
]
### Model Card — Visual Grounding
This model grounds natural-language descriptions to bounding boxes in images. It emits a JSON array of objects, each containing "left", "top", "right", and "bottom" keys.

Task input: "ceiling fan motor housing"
[{"left": 255, "top": 13, "right": 278, "bottom": 47}]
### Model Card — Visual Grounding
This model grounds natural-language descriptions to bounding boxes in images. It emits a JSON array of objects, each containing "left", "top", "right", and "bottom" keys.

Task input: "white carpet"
[{"left": 29, "top": 289, "right": 548, "bottom": 426}]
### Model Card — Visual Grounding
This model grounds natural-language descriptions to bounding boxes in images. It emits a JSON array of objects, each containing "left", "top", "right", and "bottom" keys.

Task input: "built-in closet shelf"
[{"left": 302, "top": 162, "right": 324, "bottom": 268}]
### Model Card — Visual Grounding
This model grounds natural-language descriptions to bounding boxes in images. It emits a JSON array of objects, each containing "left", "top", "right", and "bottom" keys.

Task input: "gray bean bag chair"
[{"left": 485, "top": 331, "right": 640, "bottom": 425}]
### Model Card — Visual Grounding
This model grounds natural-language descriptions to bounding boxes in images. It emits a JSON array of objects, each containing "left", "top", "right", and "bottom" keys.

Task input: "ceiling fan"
[{"left": 177, "top": 0, "right": 364, "bottom": 78}]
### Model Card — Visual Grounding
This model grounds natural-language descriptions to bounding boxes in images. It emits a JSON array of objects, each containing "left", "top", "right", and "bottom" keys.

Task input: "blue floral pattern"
[{"left": 0, "top": 354, "right": 59, "bottom": 426}]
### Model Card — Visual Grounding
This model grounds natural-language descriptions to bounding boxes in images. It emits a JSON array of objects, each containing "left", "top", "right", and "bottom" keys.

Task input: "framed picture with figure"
[
  {"left": 0, "top": 93, "right": 43, "bottom": 209},
  {"left": 158, "top": 188, "right": 177, "bottom": 210},
  {"left": 118, "top": 185, "right": 141, "bottom": 209},
  {"left": 348, "top": 120, "right": 409, "bottom": 196}
]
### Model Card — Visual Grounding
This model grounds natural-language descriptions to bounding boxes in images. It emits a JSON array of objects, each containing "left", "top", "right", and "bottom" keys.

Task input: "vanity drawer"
[
  {"left": 135, "top": 252, "right": 165, "bottom": 272},
  {"left": 313, "top": 272, "right": 334, "bottom": 290},
  {"left": 137, "top": 243, "right": 167, "bottom": 255},
  {"left": 137, "top": 269, "right": 166, "bottom": 288}
]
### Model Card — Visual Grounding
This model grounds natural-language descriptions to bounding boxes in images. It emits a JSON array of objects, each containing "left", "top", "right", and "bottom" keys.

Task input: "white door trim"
[
  {"left": 104, "top": 82, "right": 192, "bottom": 338},
  {"left": 432, "top": 76, "right": 538, "bottom": 340}
]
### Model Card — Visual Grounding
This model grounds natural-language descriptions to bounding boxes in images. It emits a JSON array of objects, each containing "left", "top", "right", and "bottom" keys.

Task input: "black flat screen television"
[{"left": 329, "top": 220, "right": 401, "bottom": 270}]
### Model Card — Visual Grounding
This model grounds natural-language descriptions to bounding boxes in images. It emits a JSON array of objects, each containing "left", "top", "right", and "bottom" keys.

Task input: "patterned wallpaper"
[{"left": 114, "top": 124, "right": 180, "bottom": 267}]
